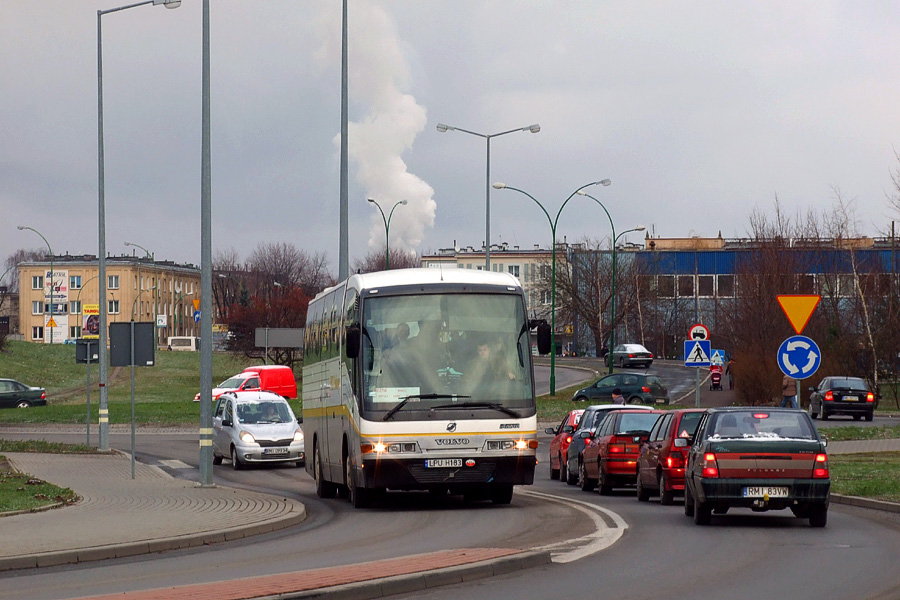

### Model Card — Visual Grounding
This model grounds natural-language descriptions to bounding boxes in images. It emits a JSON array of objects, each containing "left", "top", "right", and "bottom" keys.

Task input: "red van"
[{"left": 241, "top": 365, "right": 298, "bottom": 399}]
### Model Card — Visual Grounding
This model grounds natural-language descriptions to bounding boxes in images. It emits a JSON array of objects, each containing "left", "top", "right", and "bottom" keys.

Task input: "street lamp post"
[
  {"left": 97, "top": 0, "right": 181, "bottom": 452},
  {"left": 436, "top": 122, "right": 540, "bottom": 270},
  {"left": 17, "top": 226, "right": 54, "bottom": 345},
  {"left": 76, "top": 275, "right": 100, "bottom": 447},
  {"left": 575, "top": 190, "right": 644, "bottom": 373},
  {"left": 493, "top": 179, "right": 611, "bottom": 395},
  {"left": 124, "top": 241, "right": 157, "bottom": 346},
  {"left": 367, "top": 198, "right": 407, "bottom": 269}
]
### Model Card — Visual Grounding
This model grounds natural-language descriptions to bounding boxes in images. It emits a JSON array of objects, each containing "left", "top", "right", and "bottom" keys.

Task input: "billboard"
[
  {"left": 82, "top": 304, "right": 100, "bottom": 340},
  {"left": 44, "top": 269, "right": 68, "bottom": 344}
]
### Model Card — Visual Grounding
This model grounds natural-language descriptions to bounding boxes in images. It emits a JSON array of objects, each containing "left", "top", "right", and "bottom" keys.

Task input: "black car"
[
  {"left": 0, "top": 379, "right": 47, "bottom": 409},
  {"left": 684, "top": 408, "right": 830, "bottom": 527},
  {"left": 808, "top": 376, "right": 874, "bottom": 421},
  {"left": 563, "top": 404, "right": 654, "bottom": 485},
  {"left": 572, "top": 372, "right": 669, "bottom": 405}
]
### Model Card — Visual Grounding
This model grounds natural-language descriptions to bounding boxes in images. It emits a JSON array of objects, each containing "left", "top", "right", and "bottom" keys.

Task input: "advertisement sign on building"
[
  {"left": 82, "top": 304, "right": 100, "bottom": 340},
  {"left": 44, "top": 269, "right": 68, "bottom": 344}
]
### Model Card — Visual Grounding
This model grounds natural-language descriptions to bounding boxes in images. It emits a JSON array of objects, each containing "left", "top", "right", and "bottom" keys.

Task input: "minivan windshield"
[
  {"left": 360, "top": 292, "right": 534, "bottom": 416},
  {"left": 218, "top": 376, "right": 249, "bottom": 388}
]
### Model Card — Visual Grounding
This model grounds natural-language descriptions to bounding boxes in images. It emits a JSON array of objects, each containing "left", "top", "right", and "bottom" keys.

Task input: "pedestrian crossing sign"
[{"left": 684, "top": 340, "right": 711, "bottom": 367}]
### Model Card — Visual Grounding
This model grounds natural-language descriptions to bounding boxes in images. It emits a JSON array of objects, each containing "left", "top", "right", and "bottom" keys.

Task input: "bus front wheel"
[
  {"left": 345, "top": 455, "right": 373, "bottom": 508},
  {"left": 490, "top": 484, "right": 514, "bottom": 505},
  {"left": 314, "top": 445, "right": 336, "bottom": 499}
]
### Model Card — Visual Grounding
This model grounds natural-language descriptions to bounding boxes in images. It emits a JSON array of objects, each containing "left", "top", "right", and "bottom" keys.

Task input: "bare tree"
[{"left": 352, "top": 247, "right": 420, "bottom": 274}]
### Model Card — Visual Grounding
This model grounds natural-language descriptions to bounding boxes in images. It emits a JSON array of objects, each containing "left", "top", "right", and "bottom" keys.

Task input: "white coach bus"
[{"left": 302, "top": 268, "right": 550, "bottom": 508}]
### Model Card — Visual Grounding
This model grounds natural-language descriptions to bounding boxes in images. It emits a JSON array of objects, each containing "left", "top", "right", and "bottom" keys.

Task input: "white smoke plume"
[{"left": 314, "top": 2, "right": 436, "bottom": 254}]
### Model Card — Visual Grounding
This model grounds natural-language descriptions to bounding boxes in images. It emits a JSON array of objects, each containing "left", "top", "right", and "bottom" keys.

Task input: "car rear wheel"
[
  {"left": 659, "top": 472, "right": 674, "bottom": 506},
  {"left": 598, "top": 465, "right": 613, "bottom": 495},
  {"left": 16, "top": 401, "right": 31, "bottom": 409},
  {"left": 550, "top": 453, "right": 560, "bottom": 480},
  {"left": 693, "top": 498, "right": 712, "bottom": 525},
  {"left": 575, "top": 396, "right": 589, "bottom": 403},
  {"left": 684, "top": 481, "right": 695, "bottom": 517},
  {"left": 809, "top": 503, "right": 828, "bottom": 527},
  {"left": 809, "top": 403, "right": 818, "bottom": 419},
  {"left": 853, "top": 414, "right": 862, "bottom": 421},
  {"left": 865, "top": 412, "right": 874, "bottom": 422},
  {"left": 627, "top": 396, "right": 642, "bottom": 405},
  {"left": 636, "top": 472, "right": 650, "bottom": 501},
  {"left": 821, "top": 410, "right": 829, "bottom": 421},
  {"left": 212, "top": 453, "right": 223, "bottom": 465},
  {"left": 565, "top": 457, "right": 578, "bottom": 485}
]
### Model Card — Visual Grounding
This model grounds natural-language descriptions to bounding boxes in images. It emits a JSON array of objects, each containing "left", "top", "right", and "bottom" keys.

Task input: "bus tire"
[
  {"left": 490, "top": 484, "right": 514, "bottom": 505},
  {"left": 314, "top": 445, "right": 336, "bottom": 499},
  {"left": 346, "top": 454, "right": 372, "bottom": 508}
]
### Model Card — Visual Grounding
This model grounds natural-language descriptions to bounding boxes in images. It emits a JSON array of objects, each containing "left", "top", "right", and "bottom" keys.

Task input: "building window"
[
  {"left": 32, "top": 326, "right": 44, "bottom": 340},
  {"left": 658, "top": 275, "right": 675, "bottom": 298},
  {"left": 698, "top": 275, "right": 714, "bottom": 297},
  {"left": 109, "top": 275, "right": 120, "bottom": 289},
  {"left": 70, "top": 300, "right": 81, "bottom": 314},
  {"left": 717, "top": 275, "right": 735, "bottom": 297},
  {"left": 798, "top": 274, "right": 816, "bottom": 294},
  {"left": 508, "top": 265, "right": 520, "bottom": 278},
  {"left": 32, "top": 301, "right": 43, "bottom": 315},
  {"left": 70, "top": 275, "right": 82, "bottom": 290},
  {"left": 678, "top": 275, "right": 695, "bottom": 297},
  {"left": 109, "top": 299, "right": 120, "bottom": 314},
  {"left": 70, "top": 326, "right": 82, "bottom": 338},
  {"left": 32, "top": 275, "right": 43, "bottom": 290}
]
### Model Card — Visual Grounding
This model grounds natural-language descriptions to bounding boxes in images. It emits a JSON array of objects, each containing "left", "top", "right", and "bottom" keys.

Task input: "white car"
[{"left": 212, "top": 391, "right": 305, "bottom": 469}]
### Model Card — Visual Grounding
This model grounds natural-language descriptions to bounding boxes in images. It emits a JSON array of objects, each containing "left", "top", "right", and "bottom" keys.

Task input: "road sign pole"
[{"left": 695, "top": 368, "right": 701, "bottom": 408}]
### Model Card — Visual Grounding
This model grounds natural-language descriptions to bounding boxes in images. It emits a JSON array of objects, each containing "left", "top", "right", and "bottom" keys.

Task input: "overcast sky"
[{"left": 4, "top": 1, "right": 900, "bottom": 277}]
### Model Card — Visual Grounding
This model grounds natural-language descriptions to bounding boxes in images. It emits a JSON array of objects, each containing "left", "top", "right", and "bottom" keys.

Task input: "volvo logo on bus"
[
  {"left": 436, "top": 438, "right": 469, "bottom": 446},
  {"left": 446, "top": 422, "right": 457, "bottom": 432}
]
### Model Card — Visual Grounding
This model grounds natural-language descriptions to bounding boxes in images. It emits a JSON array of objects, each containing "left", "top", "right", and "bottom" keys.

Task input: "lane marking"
[
  {"left": 519, "top": 488, "right": 628, "bottom": 563},
  {"left": 158, "top": 459, "right": 193, "bottom": 469}
]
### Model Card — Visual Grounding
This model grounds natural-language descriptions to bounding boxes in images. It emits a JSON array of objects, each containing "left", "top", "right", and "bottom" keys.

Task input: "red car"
[
  {"left": 580, "top": 409, "right": 664, "bottom": 494},
  {"left": 636, "top": 409, "right": 705, "bottom": 504},
  {"left": 545, "top": 409, "right": 585, "bottom": 481}
]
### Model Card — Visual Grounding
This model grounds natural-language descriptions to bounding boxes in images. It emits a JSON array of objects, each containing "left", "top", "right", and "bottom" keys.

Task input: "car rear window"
[
  {"left": 615, "top": 412, "right": 660, "bottom": 435},
  {"left": 675, "top": 412, "right": 703, "bottom": 438},
  {"left": 709, "top": 411, "right": 816, "bottom": 440},
  {"left": 645, "top": 376, "right": 663, "bottom": 386},
  {"left": 829, "top": 378, "right": 868, "bottom": 389}
]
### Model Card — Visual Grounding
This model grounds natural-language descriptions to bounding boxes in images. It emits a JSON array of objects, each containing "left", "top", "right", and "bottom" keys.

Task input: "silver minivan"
[{"left": 212, "top": 391, "right": 305, "bottom": 469}]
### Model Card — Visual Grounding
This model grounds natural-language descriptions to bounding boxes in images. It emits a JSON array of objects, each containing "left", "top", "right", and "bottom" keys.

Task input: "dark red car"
[
  {"left": 579, "top": 409, "right": 664, "bottom": 494},
  {"left": 545, "top": 409, "right": 585, "bottom": 480},
  {"left": 636, "top": 409, "right": 705, "bottom": 504}
]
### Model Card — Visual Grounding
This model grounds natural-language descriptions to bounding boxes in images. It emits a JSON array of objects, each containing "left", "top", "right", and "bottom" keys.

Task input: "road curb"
[
  {"left": 253, "top": 550, "right": 552, "bottom": 600},
  {"left": 830, "top": 493, "right": 900, "bottom": 514},
  {"left": 0, "top": 497, "right": 307, "bottom": 572}
]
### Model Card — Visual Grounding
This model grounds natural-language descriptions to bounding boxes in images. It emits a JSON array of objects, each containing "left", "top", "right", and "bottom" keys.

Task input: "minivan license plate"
[
  {"left": 263, "top": 448, "right": 289, "bottom": 455},
  {"left": 743, "top": 486, "right": 788, "bottom": 498},
  {"left": 425, "top": 459, "right": 462, "bottom": 468}
]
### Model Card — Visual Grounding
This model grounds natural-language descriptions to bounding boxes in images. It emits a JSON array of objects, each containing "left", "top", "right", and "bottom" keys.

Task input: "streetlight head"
[
  {"left": 528, "top": 124, "right": 541, "bottom": 133},
  {"left": 600, "top": 179, "right": 611, "bottom": 186},
  {"left": 635, "top": 225, "right": 646, "bottom": 232},
  {"left": 436, "top": 123, "right": 449, "bottom": 132},
  {"left": 492, "top": 182, "right": 507, "bottom": 189},
  {"left": 124, "top": 241, "right": 133, "bottom": 247},
  {"left": 400, "top": 199, "right": 408, "bottom": 205},
  {"left": 152, "top": 0, "right": 182, "bottom": 7},
  {"left": 16, "top": 225, "right": 25, "bottom": 231},
  {"left": 367, "top": 198, "right": 376, "bottom": 203},
  {"left": 576, "top": 190, "right": 587, "bottom": 196}
]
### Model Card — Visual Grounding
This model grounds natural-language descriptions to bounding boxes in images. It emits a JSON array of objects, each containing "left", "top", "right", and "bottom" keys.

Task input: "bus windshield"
[{"left": 360, "top": 292, "right": 534, "bottom": 415}]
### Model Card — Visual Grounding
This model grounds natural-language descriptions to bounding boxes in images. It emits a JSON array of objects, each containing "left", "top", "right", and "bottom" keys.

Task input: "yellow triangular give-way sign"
[{"left": 777, "top": 295, "right": 820, "bottom": 334}]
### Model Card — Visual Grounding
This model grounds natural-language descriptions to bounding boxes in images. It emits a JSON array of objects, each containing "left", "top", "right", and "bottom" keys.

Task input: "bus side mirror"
[
  {"left": 535, "top": 322, "right": 551, "bottom": 355},
  {"left": 345, "top": 324, "right": 361, "bottom": 359}
]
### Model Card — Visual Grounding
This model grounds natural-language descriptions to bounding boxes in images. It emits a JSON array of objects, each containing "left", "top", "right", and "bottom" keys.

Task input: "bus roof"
[{"left": 313, "top": 268, "right": 521, "bottom": 301}]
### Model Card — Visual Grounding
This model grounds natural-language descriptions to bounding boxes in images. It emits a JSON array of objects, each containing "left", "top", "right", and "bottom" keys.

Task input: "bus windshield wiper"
[
  {"left": 430, "top": 401, "right": 521, "bottom": 419},
  {"left": 382, "top": 394, "right": 471, "bottom": 421}
]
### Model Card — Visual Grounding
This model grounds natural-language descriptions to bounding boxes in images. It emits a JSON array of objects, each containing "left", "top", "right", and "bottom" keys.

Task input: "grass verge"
[
  {"left": 819, "top": 424, "right": 900, "bottom": 443},
  {"left": 829, "top": 451, "right": 900, "bottom": 503}
]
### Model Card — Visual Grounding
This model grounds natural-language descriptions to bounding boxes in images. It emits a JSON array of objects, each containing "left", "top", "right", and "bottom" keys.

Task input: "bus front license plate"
[{"left": 426, "top": 459, "right": 462, "bottom": 468}]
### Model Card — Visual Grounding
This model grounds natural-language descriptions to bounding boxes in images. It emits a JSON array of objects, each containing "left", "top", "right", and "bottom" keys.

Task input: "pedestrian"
[
  {"left": 781, "top": 374, "right": 798, "bottom": 409},
  {"left": 725, "top": 357, "right": 735, "bottom": 390},
  {"left": 611, "top": 388, "right": 625, "bottom": 405}
]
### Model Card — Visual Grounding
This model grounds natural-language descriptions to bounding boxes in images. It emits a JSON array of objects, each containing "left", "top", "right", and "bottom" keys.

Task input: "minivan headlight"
[
  {"left": 293, "top": 430, "right": 305, "bottom": 443},
  {"left": 239, "top": 431, "right": 256, "bottom": 444}
]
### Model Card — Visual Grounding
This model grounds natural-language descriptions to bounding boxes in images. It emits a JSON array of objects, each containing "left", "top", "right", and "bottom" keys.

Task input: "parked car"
[
  {"left": 572, "top": 372, "right": 669, "bottom": 405},
  {"left": 564, "top": 404, "right": 656, "bottom": 485},
  {"left": 195, "top": 372, "right": 261, "bottom": 403},
  {"left": 0, "top": 379, "right": 47, "bottom": 409},
  {"left": 610, "top": 344, "right": 654, "bottom": 368},
  {"left": 545, "top": 409, "right": 585, "bottom": 480},
  {"left": 636, "top": 409, "right": 705, "bottom": 504},
  {"left": 684, "top": 408, "right": 830, "bottom": 527},
  {"left": 212, "top": 391, "right": 305, "bottom": 469},
  {"left": 580, "top": 409, "right": 664, "bottom": 494},
  {"left": 808, "top": 376, "right": 874, "bottom": 421}
]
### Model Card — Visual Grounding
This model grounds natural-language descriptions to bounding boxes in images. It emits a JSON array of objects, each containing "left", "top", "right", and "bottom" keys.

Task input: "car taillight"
[
  {"left": 813, "top": 453, "right": 829, "bottom": 478},
  {"left": 628, "top": 353, "right": 635, "bottom": 358},
  {"left": 609, "top": 443, "right": 626, "bottom": 453},
  {"left": 702, "top": 452, "right": 719, "bottom": 478},
  {"left": 41, "top": 392, "right": 46, "bottom": 400},
  {"left": 565, "top": 436, "right": 572, "bottom": 444},
  {"left": 641, "top": 386, "right": 651, "bottom": 393},
  {"left": 667, "top": 450, "right": 685, "bottom": 469},
  {"left": 866, "top": 392, "right": 875, "bottom": 403},
  {"left": 824, "top": 391, "right": 834, "bottom": 401},
  {"left": 648, "top": 353, "right": 654, "bottom": 359}
]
